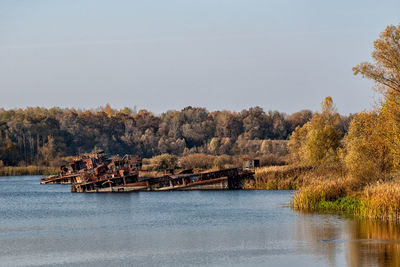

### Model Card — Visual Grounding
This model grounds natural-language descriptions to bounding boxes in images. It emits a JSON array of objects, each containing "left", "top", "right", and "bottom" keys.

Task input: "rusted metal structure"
[
  {"left": 146, "top": 168, "right": 243, "bottom": 191},
  {"left": 42, "top": 152, "right": 252, "bottom": 192},
  {"left": 242, "top": 158, "right": 260, "bottom": 171},
  {"left": 71, "top": 166, "right": 248, "bottom": 193},
  {"left": 40, "top": 151, "right": 109, "bottom": 184},
  {"left": 71, "top": 154, "right": 143, "bottom": 192}
]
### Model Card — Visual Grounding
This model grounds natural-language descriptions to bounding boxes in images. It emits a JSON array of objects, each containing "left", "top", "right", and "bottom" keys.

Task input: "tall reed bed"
[
  {"left": 291, "top": 164, "right": 400, "bottom": 221},
  {"left": 0, "top": 166, "right": 59, "bottom": 176},
  {"left": 248, "top": 165, "right": 313, "bottom": 189},
  {"left": 359, "top": 182, "right": 400, "bottom": 221},
  {"left": 291, "top": 163, "right": 360, "bottom": 212}
]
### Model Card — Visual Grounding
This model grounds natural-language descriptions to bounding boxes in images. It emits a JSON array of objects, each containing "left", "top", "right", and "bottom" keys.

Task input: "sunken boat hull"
[
  {"left": 140, "top": 168, "right": 244, "bottom": 192},
  {"left": 154, "top": 176, "right": 229, "bottom": 191},
  {"left": 71, "top": 174, "right": 145, "bottom": 193},
  {"left": 71, "top": 168, "right": 246, "bottom": 193},
  {"left": 40, "top": 174, "right": 81, "bottom": 184}
]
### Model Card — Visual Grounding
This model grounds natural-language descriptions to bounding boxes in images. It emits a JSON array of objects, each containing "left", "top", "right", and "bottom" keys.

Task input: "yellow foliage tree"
[
  {"left": 208, "top": 137, "right": 220, "bottom": 155},
  {"left": 288, "top": 124, "right": 310, "bottom": 162},
  {"left": 353, "top": 24, "right": 400, "bottom": 169},
  {"left": 353, "top": 24, "right": 400, "bottom": 95},
  {"left": 379, "top": 93, "right": 400, "bottom": 168},
  {"left": 104, "top": 103, "right": 113, "bottom": 118},
  {"left": 150, "top": 153, "right": 177, "bottom": 171},
  {"left": 288, "top": 97, "right": 342, "bottom": 165},
  {"left": 343, "top": 112, "right": 391, "bottom": 180}
]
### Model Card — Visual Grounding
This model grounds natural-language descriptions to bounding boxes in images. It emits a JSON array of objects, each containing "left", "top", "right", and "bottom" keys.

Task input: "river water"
[{"left": 0, "top": 176, "right": 399, "bottom": 266}]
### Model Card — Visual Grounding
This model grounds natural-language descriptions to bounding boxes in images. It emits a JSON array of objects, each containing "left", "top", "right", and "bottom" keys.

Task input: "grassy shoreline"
[
  {"left": 251, "top": 164, "right": 400, "bottom": 222},
  {"left": 0, "top": 166, "right": 59, "bottom": 177},
  {"left": 293, "top": 195, "right": 400, "bottom": 221}
]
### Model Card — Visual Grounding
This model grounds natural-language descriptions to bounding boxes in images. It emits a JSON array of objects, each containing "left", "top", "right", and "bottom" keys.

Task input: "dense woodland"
[{"left": 0, "top": 105, "right": 353, "bottom": 167}]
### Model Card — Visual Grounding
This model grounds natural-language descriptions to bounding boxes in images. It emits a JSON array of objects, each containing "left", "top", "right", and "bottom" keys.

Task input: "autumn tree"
[
  {"left": 288, "top": 123, "right": 309, "bottom": 162},
  {"left": 352, "top": 24, "right": 400, "bottom": 169},
  {"left": 287, "top": 110, "right": 313, "bottom": 133},
  {"left": 213, "top": 155, "right": 235, "bottom": 169},
  {"left": 178, "top": 153, "right": 215, "bottom": 169},
  {"left": 241, "top": 106, "right": 268, "bottom": 139},
  {"left": 288, "top": 97, "right": 342, "bottom": 165},
  {"left": 342, "top": 112, "right": 391, "bottom": 180},
  {"left": 0, "top": 132, "right": 18, "bottom": 165},
  {"left": 353, "top": 25, "right": 400, "bottom": 95},
  {"left": 150, "top": 153, "right": 177, "bottom": 171},
  {"left": 380, "top": 94, "right": 400, "bottom": 167},
  {"left": 120, "top": 107, "right": 133, "bottom": 115},
  {"left": 104, "top": 103, "right": 113, "bottom": 118},
  {"left": 38, "top": 136, "right": 58, "bottom": 166},
  {"left": 208, "top": 137, "right": 219, "bottom": 155}
]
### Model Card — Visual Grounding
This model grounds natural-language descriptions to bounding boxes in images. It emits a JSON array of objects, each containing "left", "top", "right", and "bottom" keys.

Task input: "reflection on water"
[
  {"left": 0, "top": 176, "right": 399, "bottom": 266},
  {"left": 293, "top": 212, "right": 344, "bottom": 266},
  {"left": 294, "top": 211, "right": 400, "bottom": 267},
  {"left": 346, "top": 219, "right": 400, "bottom": 267}
]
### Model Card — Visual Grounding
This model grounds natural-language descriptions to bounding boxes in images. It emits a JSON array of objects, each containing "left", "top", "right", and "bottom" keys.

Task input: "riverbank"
[
  {"left": 252, "top": 164, "right": 400, "bottom": 221},
  {"left": 0, "top": 166, "right": 59, "bottom": 176},
  {"left": 293, "top": 180, "right": 400, "bottom": 221}
]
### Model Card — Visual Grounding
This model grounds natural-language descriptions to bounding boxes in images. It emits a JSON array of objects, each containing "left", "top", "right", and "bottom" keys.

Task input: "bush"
[
  {"left": 149, "top": 154, "right": 177, "bottom": 171},
  {"left": 178, "top": 153, "right": 215, "bottom": 170},
  {"left": 213, "top": 155, "right": 238, "bottom": 169},
  {"left": 259, "top": 154, "right": 287, "bottom": 167}
]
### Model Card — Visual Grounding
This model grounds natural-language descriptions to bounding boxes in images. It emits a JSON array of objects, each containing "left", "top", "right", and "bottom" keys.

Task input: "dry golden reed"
[
  {"left": 292, "top": 178, "right": 347, "bottom": 210},
  {"left": 361, "top": 181, "right": 400, "bottom": 220},
  {"left": 253, "top": 165, "right": 313, "bottom": 190}
]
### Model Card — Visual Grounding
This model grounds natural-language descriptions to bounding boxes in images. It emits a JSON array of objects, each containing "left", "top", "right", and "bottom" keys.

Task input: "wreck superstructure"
[
  {"left": 71, "top": 154, "right": 143, "bottom": 192},
  {"left": 40, "top": 151, "right": 109, "bottom": 184}
]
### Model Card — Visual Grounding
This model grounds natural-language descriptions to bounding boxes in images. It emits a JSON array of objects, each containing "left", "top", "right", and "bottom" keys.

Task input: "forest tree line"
[{"left": 0, "top": 105, "right": 352, "bottom": 167}]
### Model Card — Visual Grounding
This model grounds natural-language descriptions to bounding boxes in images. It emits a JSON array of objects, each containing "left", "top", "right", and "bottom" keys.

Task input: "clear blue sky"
[{"left": 0, "top": 0, "right": 399, "bottom": 114}]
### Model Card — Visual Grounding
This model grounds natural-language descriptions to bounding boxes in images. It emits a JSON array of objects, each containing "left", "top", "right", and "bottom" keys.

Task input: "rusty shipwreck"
[
  {"left": 70, "top": 154, "right": 144, "bottom": 192},
  {"left": 40, "top": 151, "right": 109, "bottom": 184},
  {"left": 42, "top": 152, "right": 254, "bottom": 193},
  {"left": 70, "top": 155, "right": 250, "bottom": 192}
]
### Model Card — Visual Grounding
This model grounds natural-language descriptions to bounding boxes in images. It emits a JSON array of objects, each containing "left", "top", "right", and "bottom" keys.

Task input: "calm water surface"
[{"left": 1, "top": 176, "right": 399, "bottom": 267}]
